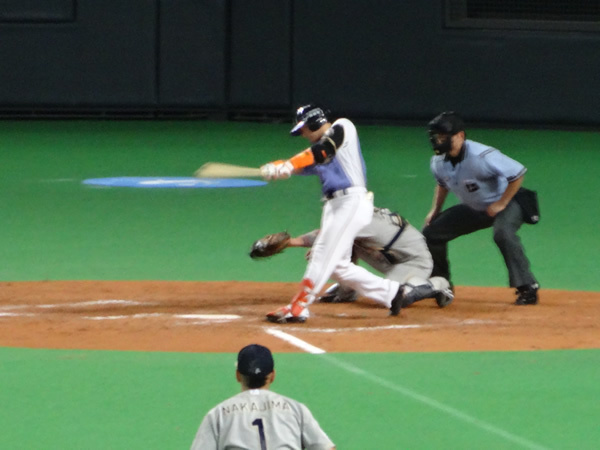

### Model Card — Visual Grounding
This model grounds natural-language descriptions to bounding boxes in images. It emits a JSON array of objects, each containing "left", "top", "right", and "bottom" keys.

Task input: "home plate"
[{"left": 175, "top": 314, "right": 241, "bottom": 320}]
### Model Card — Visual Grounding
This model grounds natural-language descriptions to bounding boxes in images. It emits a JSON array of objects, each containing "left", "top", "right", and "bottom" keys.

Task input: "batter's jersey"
[
  {"left": 191, "top": 388, "right": 334, "bottom": 450},
  {"left": 430, "top": 139, "right": 527, "bottom": 211},
  {"left": 300, "top": 118, "right": 367, "bottom": 197}
]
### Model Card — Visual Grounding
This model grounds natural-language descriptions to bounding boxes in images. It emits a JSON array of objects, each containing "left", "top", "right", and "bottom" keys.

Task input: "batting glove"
[
  {"left": 260, "top": 163, "right": 277, "bottom": 180},
  {"left": 261, "top": 161, "right": 294, "bottom": 180},
  {"left": 275, "top": 160, "right": 294, "bottom": 179}
]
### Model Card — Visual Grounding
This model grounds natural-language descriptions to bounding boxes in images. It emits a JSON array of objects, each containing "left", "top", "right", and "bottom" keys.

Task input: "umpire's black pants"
[{"left": 422, "top": 199, "right": 537, "bottom": 288}]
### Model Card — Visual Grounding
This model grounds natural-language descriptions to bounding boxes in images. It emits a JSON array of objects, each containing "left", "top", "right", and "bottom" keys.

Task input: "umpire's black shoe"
[
  {"left": 515, "top": 283, "right": 539, "bottom": 305},
  {"left": 389, "top": 285, "right": 405, "bottom": 316}
]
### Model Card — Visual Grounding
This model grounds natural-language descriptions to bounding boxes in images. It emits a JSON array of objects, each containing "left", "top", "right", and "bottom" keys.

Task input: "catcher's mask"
[
  {"left": 428, "top": 111, "right": 465, "bottom": 155},
  {"left": 290, "top": 104, "right": 329, "bottom": 136}
]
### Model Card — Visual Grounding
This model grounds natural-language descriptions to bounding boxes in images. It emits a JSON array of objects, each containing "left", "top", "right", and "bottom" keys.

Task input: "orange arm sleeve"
[{"left": 289, "top": 149, "right": 316, "bottom": 170}]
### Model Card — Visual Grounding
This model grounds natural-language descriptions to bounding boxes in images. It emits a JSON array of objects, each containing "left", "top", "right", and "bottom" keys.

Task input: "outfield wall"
[{"left": 1, "top": 0, "right": 598, "bottom": 125}]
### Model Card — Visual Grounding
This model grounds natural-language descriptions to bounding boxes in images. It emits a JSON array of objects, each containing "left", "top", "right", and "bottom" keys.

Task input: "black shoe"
[
  {"left": 389, "top": 285, "right": 405, "bottom": 316},
  {"left": 318, "top": 284, "right": 358, "bottom": 303},
  {"left": 515, "top": 283, "right": 539, "bottom": 305}
]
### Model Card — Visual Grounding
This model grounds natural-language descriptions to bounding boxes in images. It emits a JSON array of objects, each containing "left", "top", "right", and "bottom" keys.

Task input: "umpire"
[{"left": 422, "top": 112, "right": 539, "bottom": 305}]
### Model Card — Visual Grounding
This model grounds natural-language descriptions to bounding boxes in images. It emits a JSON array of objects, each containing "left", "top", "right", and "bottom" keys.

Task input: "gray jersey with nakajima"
[
  {"left": 430, "top": 139, "right": 527, "bottom": 211},
  {"left": 191, "top": 389, "right": 334, "bottom": 450}
]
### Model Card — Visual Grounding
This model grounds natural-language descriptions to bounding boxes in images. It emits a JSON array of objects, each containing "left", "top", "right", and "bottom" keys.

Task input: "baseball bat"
[{"left": 193, "top": 162, "right": 262, "bottom": 178}]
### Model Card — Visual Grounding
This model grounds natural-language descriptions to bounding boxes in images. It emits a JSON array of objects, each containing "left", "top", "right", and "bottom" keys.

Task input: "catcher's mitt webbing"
[{"left": 249, "top": 231, "right": 291, "bottom": 259}]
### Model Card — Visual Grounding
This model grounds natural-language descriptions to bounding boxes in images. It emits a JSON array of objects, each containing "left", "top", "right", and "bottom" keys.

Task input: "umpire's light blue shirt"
[{"left": 430, "top": 139, "right": 527, "bottom": 211}]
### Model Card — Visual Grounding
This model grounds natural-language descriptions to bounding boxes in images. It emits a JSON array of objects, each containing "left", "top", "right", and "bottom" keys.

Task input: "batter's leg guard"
[
  {"left": 290, "top": 279, "right": 315, "bottom": 317},
  {"left": 266, "top": 280, "right": 315, "bottom": 324}
]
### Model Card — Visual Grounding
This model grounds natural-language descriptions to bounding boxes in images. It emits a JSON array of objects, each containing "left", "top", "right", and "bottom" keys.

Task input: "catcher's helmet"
[
  {"left": 428, "top": 111, "right": 465, "bottom": 155},
  {"left": 290, "top": 104, "right": 329, "bottom": 136}
]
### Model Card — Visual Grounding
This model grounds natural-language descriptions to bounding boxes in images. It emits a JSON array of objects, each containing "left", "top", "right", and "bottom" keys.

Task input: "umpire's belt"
[
  {"left": 324, "top": 186, "right": 367, "bottom": 200},
  {"left": 380, "top": 214, "right": 407, "bottom": 264}
]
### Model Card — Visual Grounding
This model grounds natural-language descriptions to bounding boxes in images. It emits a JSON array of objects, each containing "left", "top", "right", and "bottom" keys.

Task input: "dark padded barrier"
[
  {"left": 0, "top": 0, "right": 599, "bottom": 125},
  {"left": 0, "top": 0, "right": 156, "bottom": 107},
  {"left": 292, "top": 1, "right": 422, "bottom": 120},
  {"left": 292, "top": 0, "right": 600, "bottom": 125},
  {"left": 158, "top": 0, "right": 227, "bottom": 108},
  {"left": 0, "top": 0, "right": 74, "bottom": 22},
  {"left": 228, "top": 0, "right": 291, "bottom": 109}
]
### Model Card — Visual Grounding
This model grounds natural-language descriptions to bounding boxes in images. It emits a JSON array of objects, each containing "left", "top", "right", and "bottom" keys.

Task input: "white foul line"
[
  {"left": 36, "top": 299, "right": 146, "bottom": 309},
  {"left": 323, "top": 355, "right": 549, "bottom": 450},
  {"left": 265, "top": 327, "right": 548, "bottom": 450},
  {"left": 264, "top": 328, "right": 326, "bottom": 354},
  {"left": 282, "top": 324, "right": 424, "bottom": 333},
  {"left": 175, "top": 314, "right": 240, "bottom": 320},
  {"left": 82, "top": 313, "right": 240, "bottom": 321},
  {"left": 278, "top": 319, "right": 500, "bottom": 334}
]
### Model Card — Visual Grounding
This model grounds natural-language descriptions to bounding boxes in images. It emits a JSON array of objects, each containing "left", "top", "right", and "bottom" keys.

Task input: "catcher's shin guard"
[
  {"left": 434, "top": 288, "right": 454, "bottom": 308},
  {"left": 401, "top": 282, "right": 435, "bottom": 307}
]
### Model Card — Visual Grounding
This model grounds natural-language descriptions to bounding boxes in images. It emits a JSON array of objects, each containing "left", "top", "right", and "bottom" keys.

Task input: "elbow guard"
[
  {"left": 310, "top": 140, "right": 335, "bottom": 164},
  {"left": 310, "top": 123, "right": 344, "bottom": 164}
]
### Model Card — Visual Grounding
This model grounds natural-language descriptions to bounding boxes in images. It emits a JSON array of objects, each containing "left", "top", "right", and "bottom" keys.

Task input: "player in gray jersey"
[
  {"left": 422, "top": 112, "right": 539, "bottom": 305},
  {"left": 191, "top": 344, "right": 335, "bottom": 450},
  {"left": 282, "top": 201, "right": 454, "bottom": 313}
]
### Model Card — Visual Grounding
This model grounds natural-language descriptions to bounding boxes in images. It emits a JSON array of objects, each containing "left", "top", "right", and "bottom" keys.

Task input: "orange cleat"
[
  {"left": 266, "top": 305, "right": 309, "bottom": 324},
  {"left": 266, "top": 279, "right": 314, "bottom": 324}
]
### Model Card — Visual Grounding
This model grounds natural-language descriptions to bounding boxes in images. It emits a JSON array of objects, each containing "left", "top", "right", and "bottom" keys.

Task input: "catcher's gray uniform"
[
  {"left": 302, "top": 206, "right": 452, "bottom": 307},
  {"left": 191, "top": 388, "right": 334, "bottom": 450},
  {"left": 354, "top": 207, "right": 433, "bottom": 282}
]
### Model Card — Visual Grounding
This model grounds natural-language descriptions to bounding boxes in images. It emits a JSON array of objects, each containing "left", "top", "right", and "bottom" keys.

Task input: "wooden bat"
[{"left": 193, "top": 162, "right": 262, "bottom": 178}]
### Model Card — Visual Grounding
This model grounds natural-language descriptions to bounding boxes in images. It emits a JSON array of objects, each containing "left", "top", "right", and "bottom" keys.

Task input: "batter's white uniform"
[
  {"left": 300, "top": 118, "right": 400, "bottom": 309},
  {"left": 191, "top": 389, "right": 334, "bottom": 450}
]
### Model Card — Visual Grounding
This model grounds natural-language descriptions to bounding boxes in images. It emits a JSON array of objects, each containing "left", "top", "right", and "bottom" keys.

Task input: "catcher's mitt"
[{"left": 250, "top": 231, "right": 291, "bottom": 259}]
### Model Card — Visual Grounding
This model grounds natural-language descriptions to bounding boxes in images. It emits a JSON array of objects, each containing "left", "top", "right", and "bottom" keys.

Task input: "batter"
[{"left": 260, "top": 104, "right": 404, "bottom": 323}]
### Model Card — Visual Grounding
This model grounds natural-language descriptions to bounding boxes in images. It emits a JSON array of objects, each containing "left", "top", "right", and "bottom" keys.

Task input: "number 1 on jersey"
[{"left": 252, "top": 418, "right": 267, "bottom": 450}]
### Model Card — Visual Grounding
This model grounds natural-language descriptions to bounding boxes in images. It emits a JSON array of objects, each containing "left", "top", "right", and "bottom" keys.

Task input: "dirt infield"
[{"left": 0, "top": 281, "right": 598, "bottom": 353}]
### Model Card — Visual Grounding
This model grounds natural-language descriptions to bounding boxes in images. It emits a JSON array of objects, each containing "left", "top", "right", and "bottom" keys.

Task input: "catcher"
[{"left": 250, "top": 204, "right": 454, "bottom": 313}]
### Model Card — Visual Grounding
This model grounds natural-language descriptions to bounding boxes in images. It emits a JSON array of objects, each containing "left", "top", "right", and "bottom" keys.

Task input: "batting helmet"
[
  {"left": 290, "top": 104, "right": 329, "bottom": 136},
  {"left": 428, "top": 111, "right": 465, "bottom": 155}
]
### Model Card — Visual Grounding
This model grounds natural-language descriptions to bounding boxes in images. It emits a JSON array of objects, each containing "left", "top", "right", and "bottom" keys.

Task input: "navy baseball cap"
[{"left": 237, "top": 344, "right": 274, "bottom": 376}]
